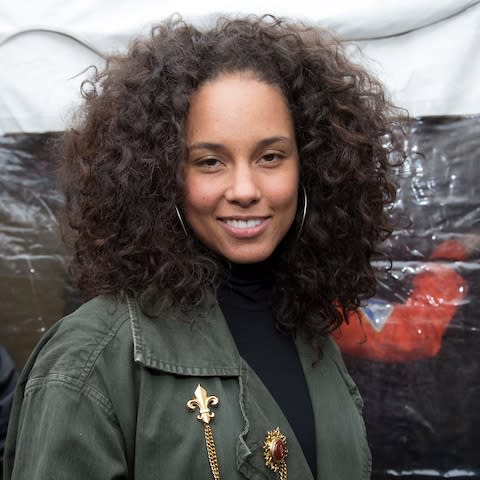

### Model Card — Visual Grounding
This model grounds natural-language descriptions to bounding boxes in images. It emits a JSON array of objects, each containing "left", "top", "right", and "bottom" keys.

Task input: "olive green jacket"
[{"left": 4, "top": 295, "right": 371, "bottom": 479}]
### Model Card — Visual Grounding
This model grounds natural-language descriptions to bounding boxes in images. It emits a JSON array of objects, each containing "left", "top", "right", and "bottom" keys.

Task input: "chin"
[{"left": 222, "top": 249, "right": 273, "bottom": 264}]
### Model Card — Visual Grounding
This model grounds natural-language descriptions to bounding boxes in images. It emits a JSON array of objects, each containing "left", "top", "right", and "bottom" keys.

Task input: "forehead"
[{"left": 186, "top": 72, "right": 295, "bottom": 143}]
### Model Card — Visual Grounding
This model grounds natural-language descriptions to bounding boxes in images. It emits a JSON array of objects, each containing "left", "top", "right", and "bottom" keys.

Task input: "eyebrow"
[{"left": 188, "top": 136, "right": 291, "bottom": 152}]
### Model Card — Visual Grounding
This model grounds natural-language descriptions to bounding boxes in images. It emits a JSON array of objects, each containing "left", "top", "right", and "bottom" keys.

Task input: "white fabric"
[{"left": 1, "top": 0, "right": 479, "bottom": 134}]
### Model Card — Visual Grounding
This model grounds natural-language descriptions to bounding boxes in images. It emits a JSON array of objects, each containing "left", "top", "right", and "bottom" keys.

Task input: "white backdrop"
[{"left": 1, "top": 0, "right": 479, "bottom": 134}]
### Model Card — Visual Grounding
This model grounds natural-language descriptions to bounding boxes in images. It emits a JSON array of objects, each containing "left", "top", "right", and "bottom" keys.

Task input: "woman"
[{"left": 4, "top": 16, "right": 403, "bottom": 480}]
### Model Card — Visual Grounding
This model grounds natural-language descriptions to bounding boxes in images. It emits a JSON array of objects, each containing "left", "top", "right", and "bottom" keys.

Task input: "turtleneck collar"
[{"left": 217, "top": 258, "right": 274, "bottom": 311}]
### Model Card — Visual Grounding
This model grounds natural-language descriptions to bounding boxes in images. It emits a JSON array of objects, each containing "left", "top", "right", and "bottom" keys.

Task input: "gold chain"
[
  {"left": 278, "top": 463, "right": 287, "bottom": 480},
  {"left": 204, "top": 424, "right": 221, "bottom": 480},
  {"left": 186, "top": 385, "right": 222, "bottom": 480}
]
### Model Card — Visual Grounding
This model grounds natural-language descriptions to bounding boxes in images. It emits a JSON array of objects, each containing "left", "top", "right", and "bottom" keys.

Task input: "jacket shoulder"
[{"left": 23, "top": 296, "right": 132, "bottom": 391}]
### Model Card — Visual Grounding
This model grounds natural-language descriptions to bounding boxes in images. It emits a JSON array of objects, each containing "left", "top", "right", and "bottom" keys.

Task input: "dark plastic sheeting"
[
  {"left": 341, "top": 116, "right": 480, "bottom": 479},
  {"left": 0, "top": 133, "right": 81, "bottom": 368},
  {"left": 0, "top": 116, "right": 479, "bottom": 479}
]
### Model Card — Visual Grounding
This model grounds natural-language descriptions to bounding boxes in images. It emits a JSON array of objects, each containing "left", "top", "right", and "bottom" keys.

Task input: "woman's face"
[{"left": 183, "top": 72, "right": 299, "bottom": 264}]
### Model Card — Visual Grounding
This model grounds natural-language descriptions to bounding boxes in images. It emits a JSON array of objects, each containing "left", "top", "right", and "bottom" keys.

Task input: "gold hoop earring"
[
  {"left": 175, "top": 205, "right": 188, "bottom": 237},
  {"left": 296, "top": 186, "right": 308, "bottom": 240}
]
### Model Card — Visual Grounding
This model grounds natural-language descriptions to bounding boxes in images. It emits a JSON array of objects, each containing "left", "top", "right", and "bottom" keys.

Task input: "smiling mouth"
[
  {"left": 222, "top": 218, "right": 265, "bottom": 229},
  {"left": 218, "top": 217, "right": 271, "bottom": 238}
]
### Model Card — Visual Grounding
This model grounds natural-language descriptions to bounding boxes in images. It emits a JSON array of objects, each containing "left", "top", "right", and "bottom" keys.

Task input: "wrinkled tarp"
[
  {"left": 0, "top": 116, "right": 479, "bottom": 478},
  {"left": 0, "top": 133, "right": 81, "bottom": 368},
  {"left": 343, "top": 116, "right": 480, "bottom": 479}
]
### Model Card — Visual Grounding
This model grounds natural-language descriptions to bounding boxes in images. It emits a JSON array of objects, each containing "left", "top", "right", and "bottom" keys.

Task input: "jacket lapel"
[
  {"left": 128, "top": 296, "right": 317, "bottom": 479},
  {"left": 235, "top": 357, "right": 315, "bottom": 479},
  {"left": 127, "top": 296, "right": 240, "bottom": 376},
  {"left": 297, "top": 335, "right": 372, "bottom": 480}
]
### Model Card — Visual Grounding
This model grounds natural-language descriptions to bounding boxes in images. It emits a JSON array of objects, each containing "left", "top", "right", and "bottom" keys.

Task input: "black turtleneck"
[{"left": 217, "top": 261, "right": 317, "bottom": 476}]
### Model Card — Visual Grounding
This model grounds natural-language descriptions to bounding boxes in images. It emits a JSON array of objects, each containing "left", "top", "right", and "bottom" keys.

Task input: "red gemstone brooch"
[{"left": 263, "top": 427, "right": 288, "bottom": 480}]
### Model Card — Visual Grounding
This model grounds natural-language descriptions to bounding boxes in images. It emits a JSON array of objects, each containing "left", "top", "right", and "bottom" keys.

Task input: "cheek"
[
  {"left": 269, "top": 173, "right": 299, "bottom": 212},
  {"left": 184, "top": 177, "right": 215, "bottom": 216}
]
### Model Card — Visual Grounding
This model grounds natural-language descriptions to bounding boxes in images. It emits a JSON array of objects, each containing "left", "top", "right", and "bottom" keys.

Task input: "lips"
[
  {"left": 218, "top": 217, "right": 270, "bottom": 238},
  {"left": 223, "top": 218, "right": 263, "bottom": 229}
]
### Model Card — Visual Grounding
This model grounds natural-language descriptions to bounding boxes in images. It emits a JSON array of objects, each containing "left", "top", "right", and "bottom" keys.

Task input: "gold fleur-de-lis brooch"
[
  {"left": 187, "top": 384, "right": 221, "bottom": 480},
  {"left": 264, "top": 427, "right": 288, "bottom": 480}
]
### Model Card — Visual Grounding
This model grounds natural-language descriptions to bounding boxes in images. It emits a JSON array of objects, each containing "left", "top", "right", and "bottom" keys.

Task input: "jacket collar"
[
  {"left": 126, "top": 296, "right": 369, "bottom": 479},
  {"left": 126, "top": 296, "right": 241, "bottom": 376}
]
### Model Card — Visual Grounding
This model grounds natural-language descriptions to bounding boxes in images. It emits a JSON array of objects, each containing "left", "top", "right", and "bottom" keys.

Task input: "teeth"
[{"left": 224, "top": 219, "right": 263, "bottom": 229}]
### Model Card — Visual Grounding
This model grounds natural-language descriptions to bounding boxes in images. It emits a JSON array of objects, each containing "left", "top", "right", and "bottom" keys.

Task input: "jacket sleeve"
[{"left": 4, "top": 378, "right": 128, "bottom": 480}]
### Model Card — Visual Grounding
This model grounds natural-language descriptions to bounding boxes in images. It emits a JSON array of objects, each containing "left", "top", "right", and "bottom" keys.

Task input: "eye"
[
  {"left": 196, "top": 157, "right": 223, "bottom": 170},
  {"left": 260, "top": 152, "right": 283, "bottom": 165}
]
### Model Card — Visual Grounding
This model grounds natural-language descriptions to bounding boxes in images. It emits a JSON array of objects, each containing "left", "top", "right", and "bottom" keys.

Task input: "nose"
[{"left": 225, "top": 163, "right": 261, "bottom": 207}]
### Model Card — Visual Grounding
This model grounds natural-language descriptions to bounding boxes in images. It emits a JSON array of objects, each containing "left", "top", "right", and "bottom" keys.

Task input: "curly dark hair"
[{"left": 59, "top": 15, "right": 405, "bottom": 340}]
